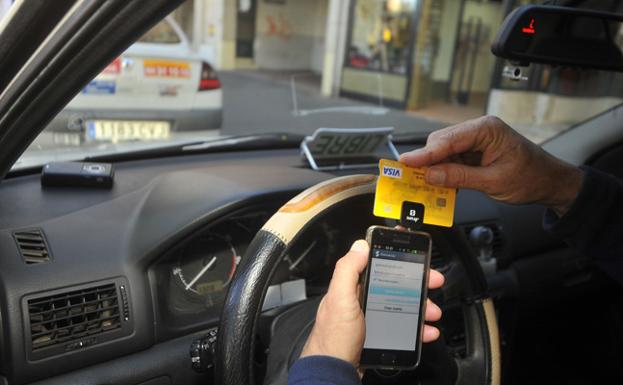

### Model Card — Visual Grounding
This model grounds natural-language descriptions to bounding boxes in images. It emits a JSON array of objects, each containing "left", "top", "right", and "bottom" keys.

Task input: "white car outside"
[{"left": 47, "top": 16, "right": 222, "bottom": 144}]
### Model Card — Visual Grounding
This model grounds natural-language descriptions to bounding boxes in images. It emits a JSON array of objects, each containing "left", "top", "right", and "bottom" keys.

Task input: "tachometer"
[{"left": 172, "top": 233, "right": 241, "bottom": 306}]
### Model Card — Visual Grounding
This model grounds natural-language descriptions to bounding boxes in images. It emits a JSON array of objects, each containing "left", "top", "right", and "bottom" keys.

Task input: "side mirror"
[{"left": 492, "top": 5, "right": 623, "bottom": 72}]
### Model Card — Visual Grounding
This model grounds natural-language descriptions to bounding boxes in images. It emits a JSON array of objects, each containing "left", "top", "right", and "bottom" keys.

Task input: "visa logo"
[{"left": 382, "top": 166, "right": 402, "bottom": 178}]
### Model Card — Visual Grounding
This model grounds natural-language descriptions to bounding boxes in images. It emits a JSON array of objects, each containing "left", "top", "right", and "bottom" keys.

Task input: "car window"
[
  {"left": 138, "top": 19, "right": 182, "bottom": 44},
  {"left": 11, "top": 0, "right": 623, "bottom": 170}
]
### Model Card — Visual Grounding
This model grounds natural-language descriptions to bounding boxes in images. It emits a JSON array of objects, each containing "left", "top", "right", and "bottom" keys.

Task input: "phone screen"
[
  {"left": 361, "top": 227, "right": 430, "bottom": 368},
  {"left": 364, "top": 245, "right": 426, "bottom": 350}
]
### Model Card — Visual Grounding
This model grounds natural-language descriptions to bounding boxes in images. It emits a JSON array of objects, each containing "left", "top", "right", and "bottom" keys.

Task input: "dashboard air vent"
[
  {"left": 13, "top": 229, "right": 51, "bottom": 264},
  {"left": 27, "top": 283, "right": 121, "bottom": 352}
]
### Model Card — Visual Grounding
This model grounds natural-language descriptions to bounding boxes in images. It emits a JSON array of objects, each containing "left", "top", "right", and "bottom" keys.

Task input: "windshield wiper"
[
  {"left": 180, "top": 133, "right": 304, "bottom": 151},
  {"left": 80, "top": 131, "right": 431, "bottom": 165},
  {"left": 82, "top": 133, "right": 306, "bottom": 163}
]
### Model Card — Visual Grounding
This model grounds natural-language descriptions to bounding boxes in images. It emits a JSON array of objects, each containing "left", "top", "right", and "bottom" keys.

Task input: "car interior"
[{"left": 1, "top": 1, "right": 623, "bottom": 385}]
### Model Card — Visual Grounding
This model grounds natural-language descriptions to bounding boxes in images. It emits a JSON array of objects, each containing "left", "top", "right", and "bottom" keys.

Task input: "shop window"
[{"left": 347, "top": 0, "right": 416, "bottom": 74}]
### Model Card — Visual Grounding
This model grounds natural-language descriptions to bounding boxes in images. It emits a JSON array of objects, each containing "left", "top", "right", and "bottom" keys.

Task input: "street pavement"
[
  {"left": 17, "top": 70, "right": 448, "bottom": 169},
  {"left": 218, "top": 70, "right": 447, "bottom": 136}
]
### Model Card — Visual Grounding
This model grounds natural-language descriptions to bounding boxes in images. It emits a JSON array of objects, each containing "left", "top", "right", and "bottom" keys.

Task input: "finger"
[
  {"left": 328, "top": 240, "right": 369, "bottom": 298},
  {"left": 424, "top": 299, "right": 442, "bottom": 322},
  {"left": 399, "top": 117, "right": 491, "bottom": 168},
  {"left": 394, "top": 225, "right": 406, "bottom": 231},
  {"left": 425, "top": 162, "right": 490, "bottom": 189},
  {"left": 422, "top": 325, "right": 440, "bottom": 343},
  {"left": 428, "top": 269, "right": 445, "bottom": 289}
]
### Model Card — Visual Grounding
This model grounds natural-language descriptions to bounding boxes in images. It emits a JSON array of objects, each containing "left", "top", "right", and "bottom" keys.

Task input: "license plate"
[
  {"left": 86, "top": 120, "right": 171, "bottom": 142},
  {"left": 53, "top": 132, "right": 82, "bottom": 146}
]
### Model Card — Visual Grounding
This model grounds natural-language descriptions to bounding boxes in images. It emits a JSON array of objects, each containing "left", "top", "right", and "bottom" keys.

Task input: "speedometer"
[{"left": 172, "top": 233, "right": 241, "bottom": 307}]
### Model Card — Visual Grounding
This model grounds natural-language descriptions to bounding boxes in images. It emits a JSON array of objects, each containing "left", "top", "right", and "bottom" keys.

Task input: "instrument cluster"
[{"left": 152, "top": 197, "right": 380, "bottom": 334}]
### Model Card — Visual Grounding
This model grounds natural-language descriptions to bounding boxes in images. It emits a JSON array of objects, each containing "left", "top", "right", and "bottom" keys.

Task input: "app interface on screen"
[{"left": 364, "top": 244, "right": 425, "bottom": 351}]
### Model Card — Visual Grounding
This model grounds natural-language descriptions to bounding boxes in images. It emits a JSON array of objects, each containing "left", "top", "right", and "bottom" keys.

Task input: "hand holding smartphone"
[{"left": 360, "top": 226, "right": 432, "bottom": 370}]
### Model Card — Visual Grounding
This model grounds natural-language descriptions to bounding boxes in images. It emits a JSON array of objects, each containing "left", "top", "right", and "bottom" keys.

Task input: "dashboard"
[
  {"left": 152, "top": 200, "right": 378, "bottom": 336},
  {"left": 0, "top": 147, "right": 558, "bottom": 385},
  {"left": 155, "top": 207, "right": 278, "bottom": 329}
]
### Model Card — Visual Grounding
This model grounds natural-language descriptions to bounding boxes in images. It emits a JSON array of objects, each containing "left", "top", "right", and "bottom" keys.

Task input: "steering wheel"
[{"left": 215, "top": 175, "right": 500, "bottom": 385}]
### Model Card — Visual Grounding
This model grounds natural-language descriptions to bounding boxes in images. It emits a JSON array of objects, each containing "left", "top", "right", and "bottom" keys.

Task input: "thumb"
[
  {"left": 328, "top": 240, "right": 369, "bottom": 298},
  {"left": 426, "top": 163, "right": 489, "bottom": 189}
]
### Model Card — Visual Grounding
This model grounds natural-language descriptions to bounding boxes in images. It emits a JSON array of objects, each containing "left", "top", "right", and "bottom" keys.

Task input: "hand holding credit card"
[{"left": 373, "top": 159, "right": 456, "bottom": 227}]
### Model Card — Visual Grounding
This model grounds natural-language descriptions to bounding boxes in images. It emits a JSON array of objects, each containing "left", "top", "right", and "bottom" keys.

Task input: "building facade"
[{"left": 3, "top": 0, "right": 617, "bottom": 135}]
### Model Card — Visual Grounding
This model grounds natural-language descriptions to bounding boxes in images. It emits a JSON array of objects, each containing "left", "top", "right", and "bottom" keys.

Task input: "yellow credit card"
[{"left": 374, "top": 159, "right": 456, "bottom": 227}]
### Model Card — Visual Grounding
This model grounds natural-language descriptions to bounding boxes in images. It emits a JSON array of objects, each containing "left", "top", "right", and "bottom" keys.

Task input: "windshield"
[{"left": 9, "top": 0, "right": 623, "bottom": 170}]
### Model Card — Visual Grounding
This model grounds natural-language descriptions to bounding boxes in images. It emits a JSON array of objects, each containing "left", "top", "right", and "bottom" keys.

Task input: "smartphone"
[{"left": 360, "top": 226, "right": 432, "bottom": 370}]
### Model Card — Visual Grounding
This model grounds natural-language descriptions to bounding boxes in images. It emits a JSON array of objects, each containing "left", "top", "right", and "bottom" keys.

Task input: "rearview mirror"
[{"left": 492, "top": 5, "right": 623, "bottom": 72}]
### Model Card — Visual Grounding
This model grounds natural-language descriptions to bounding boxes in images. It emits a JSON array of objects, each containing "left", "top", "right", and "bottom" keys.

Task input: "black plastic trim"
[
  {"left": 0, "top": 0, "right": 77, "bottom": 91},
  {"left": 22, "top": 277, "right": 134, "bottom": 361},
  {"left": 26, "top": 328, "right": 212, "bottom": 385}
]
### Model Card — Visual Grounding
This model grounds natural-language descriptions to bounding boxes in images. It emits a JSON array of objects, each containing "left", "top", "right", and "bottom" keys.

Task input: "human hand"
[
  {"left": 300, "top": 239, "right": 445, "bottom": 367},
  {"left": 400, "top": 115, "right": 583, "bottom": 216}
]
